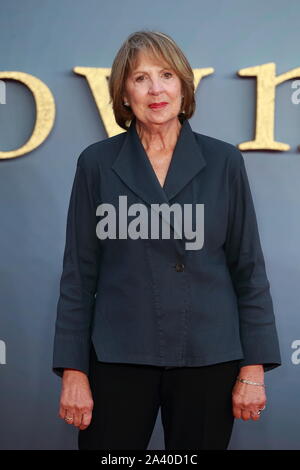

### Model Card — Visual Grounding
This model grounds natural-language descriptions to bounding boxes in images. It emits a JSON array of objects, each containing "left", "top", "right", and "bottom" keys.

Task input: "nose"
[{"left": 148, "top": 76, "right": 165, "bottom": 94}]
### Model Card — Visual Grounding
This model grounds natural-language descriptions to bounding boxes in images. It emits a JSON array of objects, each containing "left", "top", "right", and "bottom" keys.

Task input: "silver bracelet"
[{"left": 236, "top": 377, "right": 265, "bottom": 387}]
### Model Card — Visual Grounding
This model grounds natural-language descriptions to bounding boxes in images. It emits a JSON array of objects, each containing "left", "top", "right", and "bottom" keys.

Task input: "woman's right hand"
[{"left": 58, "top": 369, "right": 94, "bottom": 430}]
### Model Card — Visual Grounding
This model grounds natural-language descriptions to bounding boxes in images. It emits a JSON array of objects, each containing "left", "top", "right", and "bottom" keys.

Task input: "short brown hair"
[{"left": 108, "top": 30, "right": 196, "bottom": 131}]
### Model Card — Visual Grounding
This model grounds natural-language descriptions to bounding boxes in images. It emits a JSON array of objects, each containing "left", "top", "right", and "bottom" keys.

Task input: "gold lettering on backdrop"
[
  {"left": 238, "top": 62, "right": 300, "bottom": 151},
  {"left": 73, "top": 67, "right": 214, "bottom": 136},
  {"left": 0, "top": 72, "right": 55, "bottom": 159},
  {"left": 1, "top": 64, "right": 299, "bottom": 159}
]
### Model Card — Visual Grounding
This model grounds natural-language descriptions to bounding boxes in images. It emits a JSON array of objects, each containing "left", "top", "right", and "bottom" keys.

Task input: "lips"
[{"left": 149, "top": 102, "right": 168, "bottom": 109}]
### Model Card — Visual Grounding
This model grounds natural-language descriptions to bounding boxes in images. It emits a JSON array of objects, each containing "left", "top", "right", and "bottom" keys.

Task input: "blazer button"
[{"left": 175, "top": 263, "right": 185, "bottom": 272}]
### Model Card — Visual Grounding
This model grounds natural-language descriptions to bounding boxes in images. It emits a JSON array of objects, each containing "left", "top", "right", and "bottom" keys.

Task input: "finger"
[
  {"left": 232, "top": 404, "right": 243, "bottom": 419},
  {"left": 79, "top": 411, "right": 93, "bottom": 430},
  {"left": 64, "top": 409, "right": 75, "bottom": 425},
  {"left": 73, "top": 409, "right": 83, "bottom": 428},
  {"left": 58, "top": 405, "right": 65, "bottom": 419},
  {"left": 241, "top": 409, "right": 251, "bottom": 421},
  {"left": 59, "top": 404, "right": 70, "bottom": 420},
  {"left": 250, "top": 410, "right": 261, "bottom": 421}
]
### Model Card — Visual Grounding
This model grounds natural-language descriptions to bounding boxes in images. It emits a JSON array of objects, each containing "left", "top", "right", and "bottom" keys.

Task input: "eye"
[
  {"left": 135, "top": 75, "right": 145, "bottom": 82},
  {"left": 163, "top": 72, "right": 173, "bottom": 78}
]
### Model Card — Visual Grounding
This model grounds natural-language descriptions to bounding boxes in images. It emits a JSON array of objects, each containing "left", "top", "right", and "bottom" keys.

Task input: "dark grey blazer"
[{"left": 52, "top": 117, "right": 282, "bottom": 378}]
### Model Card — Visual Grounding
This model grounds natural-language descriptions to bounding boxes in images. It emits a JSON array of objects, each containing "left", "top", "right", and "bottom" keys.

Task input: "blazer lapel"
[{"left": 112, "top": 117, "right": 206, "bottom": 246}]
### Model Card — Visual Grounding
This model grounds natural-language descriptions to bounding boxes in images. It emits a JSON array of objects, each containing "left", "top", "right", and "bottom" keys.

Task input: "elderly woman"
[{"left": 52, "top": 30, "right": 282, "bottom": 450}]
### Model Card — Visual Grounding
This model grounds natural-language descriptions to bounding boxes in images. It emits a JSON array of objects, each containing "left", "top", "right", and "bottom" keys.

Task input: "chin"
[{"left": 147, "top": 114, "right": 178, "bottom": 124}]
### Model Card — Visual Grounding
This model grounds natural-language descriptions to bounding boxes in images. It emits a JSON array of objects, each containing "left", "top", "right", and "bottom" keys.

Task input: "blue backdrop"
[{"left": 0, "top": 0, "right": 299, "bottom": 450}]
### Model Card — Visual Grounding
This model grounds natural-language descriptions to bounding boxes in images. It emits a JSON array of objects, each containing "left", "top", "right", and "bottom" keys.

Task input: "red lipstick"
[{"left": 148, "top": 102, "right": 168, "bottom": 109}]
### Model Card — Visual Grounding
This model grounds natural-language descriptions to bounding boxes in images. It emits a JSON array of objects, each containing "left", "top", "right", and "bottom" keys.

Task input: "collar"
[{"left": 112, "top": 117, "right": 206, "bottom": 245}]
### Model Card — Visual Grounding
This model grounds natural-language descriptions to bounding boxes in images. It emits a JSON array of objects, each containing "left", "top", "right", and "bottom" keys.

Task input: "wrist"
[
  {"left": 238, "top": 364, "right": 264, "bottom": 380},
  {"left": 63, "top": 368, "right": 88, "bottom": 377}
]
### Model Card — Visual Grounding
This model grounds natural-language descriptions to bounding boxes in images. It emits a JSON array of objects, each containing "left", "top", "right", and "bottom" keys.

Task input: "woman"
[{"left": 52, "top": 30, "right": 282, "bottom": 450}]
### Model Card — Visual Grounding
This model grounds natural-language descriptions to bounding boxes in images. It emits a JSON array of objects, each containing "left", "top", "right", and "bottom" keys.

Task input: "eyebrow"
[{"left": 132, "top": 67, "right": 171, "bottom": 75}]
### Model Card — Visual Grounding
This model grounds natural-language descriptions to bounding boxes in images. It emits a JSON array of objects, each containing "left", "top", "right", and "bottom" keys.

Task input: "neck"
[{"left": 135, "top": 117, "right": 182, "bottom": 153}]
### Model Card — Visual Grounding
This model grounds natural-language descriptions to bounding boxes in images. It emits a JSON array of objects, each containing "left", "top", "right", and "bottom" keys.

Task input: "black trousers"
[{"left": 78, "top": 343, "right": 239, "bottom": 450}]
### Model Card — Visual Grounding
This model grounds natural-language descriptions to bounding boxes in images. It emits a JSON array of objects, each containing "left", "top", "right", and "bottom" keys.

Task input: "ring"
[{"left": 257, "top": 405, "right": 266, "bottom": 415}]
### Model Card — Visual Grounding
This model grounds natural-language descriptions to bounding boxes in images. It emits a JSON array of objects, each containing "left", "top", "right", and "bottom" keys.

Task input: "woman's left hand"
[{"left": 232, "top": 365, "right": 267, "bottom": 421}]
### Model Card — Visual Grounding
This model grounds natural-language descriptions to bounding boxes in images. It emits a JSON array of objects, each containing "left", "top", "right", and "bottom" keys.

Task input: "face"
[{"left": 123, "top": 50, "right": 183, "bottom": 127}]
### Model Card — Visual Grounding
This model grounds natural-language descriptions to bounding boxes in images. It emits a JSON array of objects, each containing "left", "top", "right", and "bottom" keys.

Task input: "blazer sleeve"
[
  {"left": 52, "top": 151, "right": 100, "bottom": 378},
  {"left": 224, "top": 149, "right": 282, "bottom": 372}
]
